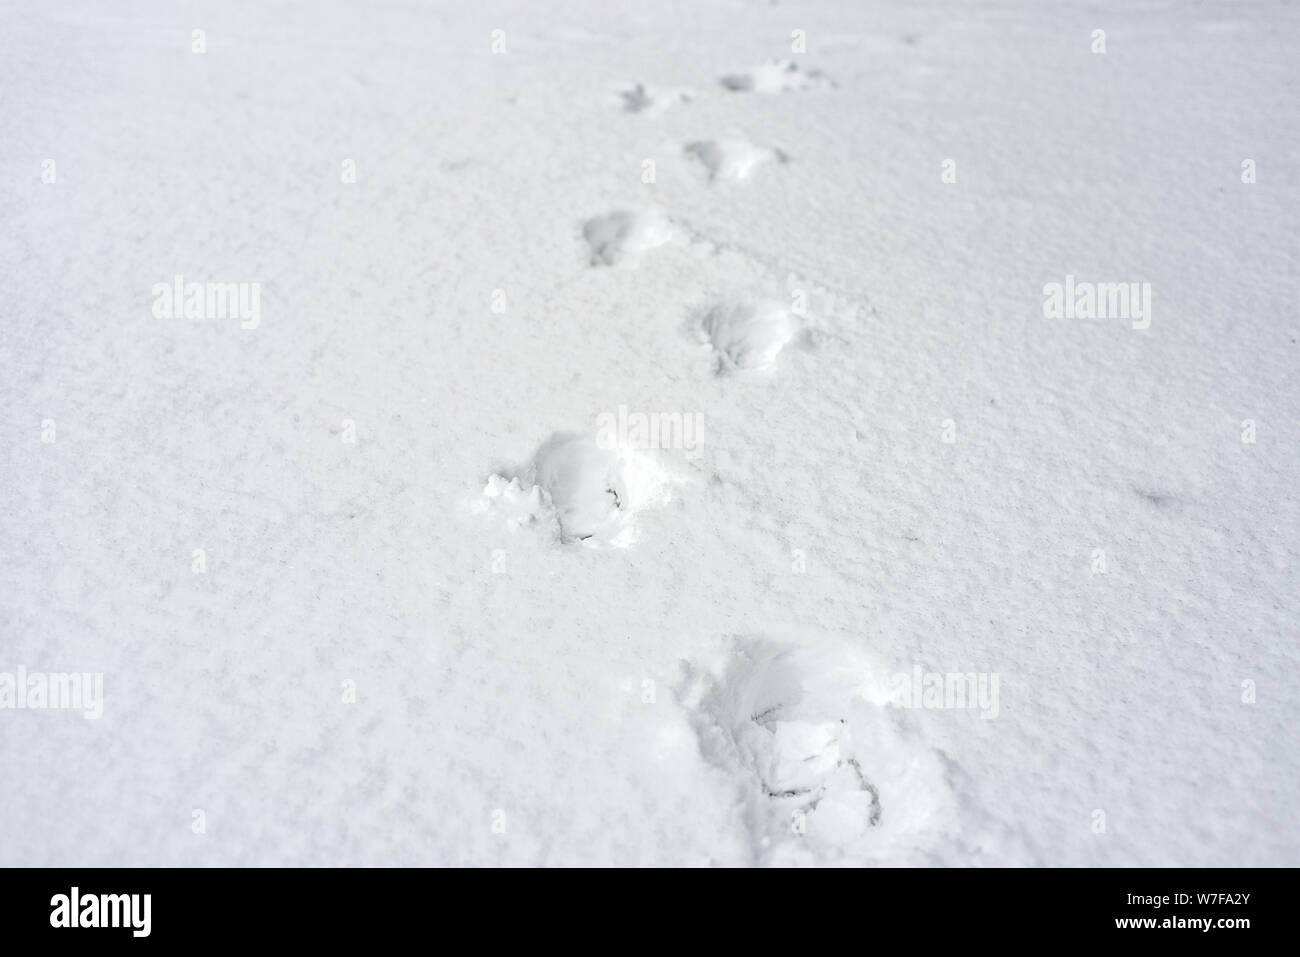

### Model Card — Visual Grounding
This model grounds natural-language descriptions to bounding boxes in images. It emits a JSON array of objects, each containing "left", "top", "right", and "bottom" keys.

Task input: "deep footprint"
[
  {"left": 681, "top": 636, "right": 953, "bottom": 862},
  {"left": 478, "top": 432, "right": 675, "bottom": 547},
  {"left": 528, "top": 432, "right": 627, "bottom": 543}
]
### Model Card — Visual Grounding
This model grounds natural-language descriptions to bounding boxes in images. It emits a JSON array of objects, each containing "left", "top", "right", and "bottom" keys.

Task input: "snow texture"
[{"left": 1, "top": 0, "right": 1298, "bottom": 867}]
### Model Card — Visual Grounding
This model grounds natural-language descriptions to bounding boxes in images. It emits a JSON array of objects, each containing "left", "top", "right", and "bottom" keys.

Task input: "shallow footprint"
[
  {"left": 617, "top": 82, "right": 694, "bottom": 115},
  {"left": 684, "top": 138, "right": 786, "bottom": 183},
  {"left": 692, "top": 299, "right": 798, "bottom": 373},
  {"left": 582, "top": 209, "right": 678, "bottom": 266},
  {"left": 718, "top": 58, "right": 832, "bottom": 94}
]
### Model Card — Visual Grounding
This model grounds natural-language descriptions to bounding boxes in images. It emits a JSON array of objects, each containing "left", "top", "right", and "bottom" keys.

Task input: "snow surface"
[{"left": 1, "top": 0, "right": 1298, "bottom": 866}]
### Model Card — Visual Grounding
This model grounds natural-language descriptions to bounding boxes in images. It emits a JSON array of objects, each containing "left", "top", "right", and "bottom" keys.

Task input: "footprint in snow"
[
  {"left": 617, "top": 83, "right": 694, "bottom": 115},
  {"left": 684, "top": 138, "right": 787, "bottom": 183},
  {"left": 690, "top": 299, "right": 799, "bottom": 374},
  {"left": 477, "top": 432, "right": 675, "bottom": 547},
  {"left": 582, "top": 209, "right": 679, "bottom": 266},
  {"left": 718, "top": 58, "right": 832, "bottom": 94},
  {"left": 680, "top": 636, "right": 953, "bottom": 863}
]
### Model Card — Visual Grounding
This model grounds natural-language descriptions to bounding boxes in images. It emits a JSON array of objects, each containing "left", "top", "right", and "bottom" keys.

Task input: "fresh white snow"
[{"left": 1, "top": 0, "right": 1298, "bottom": 866}]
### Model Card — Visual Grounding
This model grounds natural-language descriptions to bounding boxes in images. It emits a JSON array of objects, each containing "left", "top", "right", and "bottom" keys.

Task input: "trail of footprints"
[
  {"left": 482, "top": 59, "right": 832, "bottom": 548},
  {"left": 476, "top": 57, "right": 919, "bottom": 855}
]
